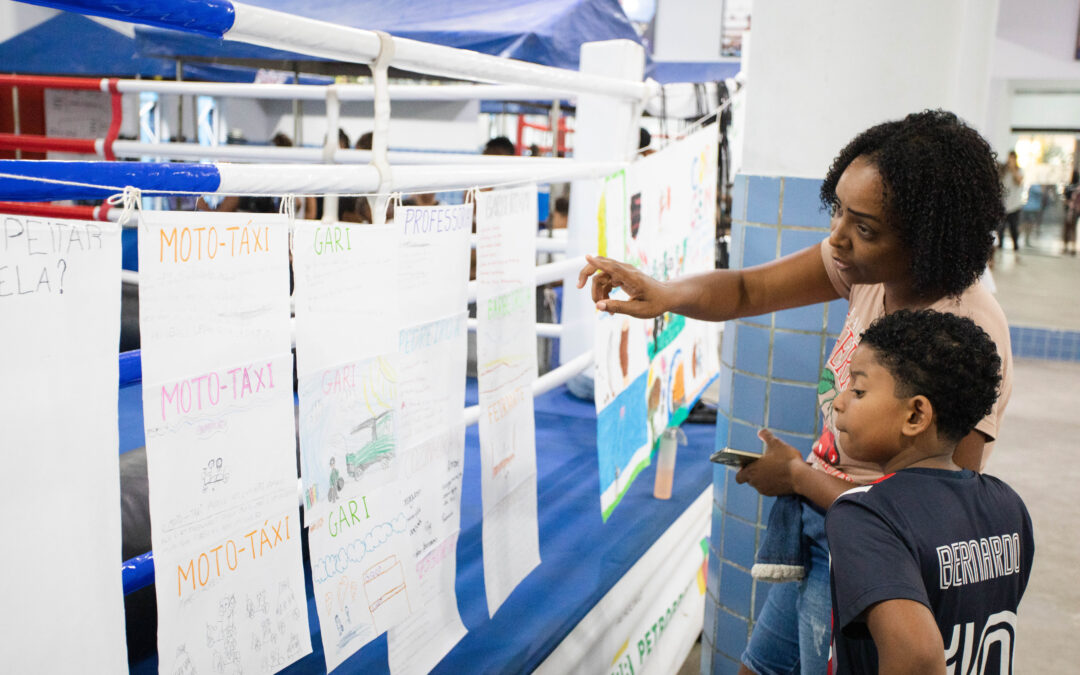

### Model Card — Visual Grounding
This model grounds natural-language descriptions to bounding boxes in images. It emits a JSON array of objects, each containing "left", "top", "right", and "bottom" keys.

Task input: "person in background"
[
  {"left": 579, "top": 110, "right": 1013, "bottom": 675},
  {"left": 639, "top": 127, "right": 655, "bottom": 156},
  {"left": 998, "top": 150, "right": 1024, "bottom": 252},
  {"left": 825, "top": 309, "right": 1032, "bottom": 674},
  {"left": 1064, "top": 170, "right": 1079, "bottom": 256},
  {"left": 483, "top": 136, "right": 517, "bottom": 157}
]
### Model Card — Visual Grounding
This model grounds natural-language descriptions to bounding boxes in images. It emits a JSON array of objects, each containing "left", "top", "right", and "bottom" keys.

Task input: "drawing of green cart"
[{"left": 346, "top": 410, "right": 395, "bottom": 479}]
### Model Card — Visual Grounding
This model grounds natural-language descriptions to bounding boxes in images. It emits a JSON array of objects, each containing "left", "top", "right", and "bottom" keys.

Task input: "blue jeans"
[{"left": 741, "top": 501, "right": 831, "bottom": 675}]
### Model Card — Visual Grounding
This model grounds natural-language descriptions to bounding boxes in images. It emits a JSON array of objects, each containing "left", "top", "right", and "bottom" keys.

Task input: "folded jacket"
[{"left": 751, "top": 494, "right": 807, "bottom": 582}]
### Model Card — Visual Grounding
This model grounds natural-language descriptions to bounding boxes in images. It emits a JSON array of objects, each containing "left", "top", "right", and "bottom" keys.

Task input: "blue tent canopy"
[
  {"left": 0, "top": 11, "right": 325, "bottom": 82},
  {"left": 650, "top": 60, "right": 741, "bottom": 85},
  {"left": 133, "top": 0, "right": 644, "bottom": 73}
]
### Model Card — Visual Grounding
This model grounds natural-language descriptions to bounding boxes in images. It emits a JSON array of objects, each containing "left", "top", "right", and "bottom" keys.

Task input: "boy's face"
[{"left": 833, "top": 345, "right": 910, "bottom": 466}]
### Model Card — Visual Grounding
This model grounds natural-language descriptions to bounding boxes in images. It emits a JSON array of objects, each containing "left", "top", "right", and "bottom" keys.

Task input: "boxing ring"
[{"left": 1, "top": 1, "right": 717, "bottom": 672}]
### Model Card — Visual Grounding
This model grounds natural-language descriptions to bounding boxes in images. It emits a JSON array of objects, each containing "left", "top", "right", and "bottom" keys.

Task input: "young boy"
[{"left": 823, "top": 309, "right": 1033, "bottom": 674}]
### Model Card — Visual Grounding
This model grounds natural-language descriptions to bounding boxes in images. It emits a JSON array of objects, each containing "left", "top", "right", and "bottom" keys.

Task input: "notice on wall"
[
  {"left": 44, "top": 88, "right": 113, "bottom": 160},
  {"left": 293, "top": 222, "right": 419, "bottom": 670},
  {"left": 0, "top": 215, "right": 128, "bottom": 672},
  {"left": 138, "top": 211, "right": 310, "bottom": 675},
  {"left": 595, "top": 125, "right": 721, "bottom": 520},
  {"left": 474, "top": 186, "right": 541, "bottom": 616},
  {"left": 387, "top": 202, "right": 472, "bottom": 675}
]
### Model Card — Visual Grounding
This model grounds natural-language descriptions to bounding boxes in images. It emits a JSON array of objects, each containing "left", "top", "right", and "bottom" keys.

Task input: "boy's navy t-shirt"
[{"left": 826, "top": 468, "right": 1033, "bottom": 674}]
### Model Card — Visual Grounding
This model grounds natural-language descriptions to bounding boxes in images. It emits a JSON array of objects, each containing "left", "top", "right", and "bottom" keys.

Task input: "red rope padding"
[
  {"left": 104, "top": 79, "right": 122, "bottom": 162},
  {"left": 0, "top": 132, "right": 97, "bottom": 154},
  {"left": 0, "top": 74, "right": 106, "bottom": 91},
  {"left": 0, "top": 202, "right": 104, "bottom": 221}
]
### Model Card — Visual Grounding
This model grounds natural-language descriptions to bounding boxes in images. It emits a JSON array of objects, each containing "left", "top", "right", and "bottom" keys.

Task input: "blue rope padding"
[
  {"left": 17, "top": 0, "right": 236, "bottom": 38},
  {"left": 0, "top": 161, "right": 222, "bottom": 201},
  {"left": 122, "top": 550, "right": 155, "bottom": 594}
]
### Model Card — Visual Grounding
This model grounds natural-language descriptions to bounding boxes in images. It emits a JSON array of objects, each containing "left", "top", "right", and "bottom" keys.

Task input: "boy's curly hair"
[
  {"left": 820, "top": 110, "right": 1002, "bottom": 298},
  {"left": 860, "top": 309, "right": 1001, "bottom": 442}
]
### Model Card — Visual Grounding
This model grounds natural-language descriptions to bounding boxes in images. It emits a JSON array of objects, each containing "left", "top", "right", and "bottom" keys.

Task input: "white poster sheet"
[
  {"left": 475, "top": 186, "right": 542, "bottom": 615},
  {"left": 293, "top": 222, "right": 420, "bottom": 670},
  {"left": 306, "top": 484, "right": 418, "bottom": 672},
  {"left": 387, "top": 202, "right": 472, "bottom": 675},
  {"left": 138, "top": 211, "right": 310, "bottom": 675},
  {"left": 594, "top": 170, "right": 653, "bottom": 520},
  {"left": 0, "top": 215, "right": 128, "bottom": 672}
]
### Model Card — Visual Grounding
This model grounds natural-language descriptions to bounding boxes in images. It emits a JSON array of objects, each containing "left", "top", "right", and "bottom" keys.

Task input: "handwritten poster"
[
  {"left": 293, "top": 222, "right": 419, "bottom": 670},
  {"left": 138, "top": 211, "right": 310, "bottom": 674},
  {"left": 0, "top": 215, "right": 127, "bottom": 671},
  {"left": 595, "top": 124, "right": 721, "bottom": 519},
  {"left": 306, "top": 484, "right": 418, "bottom": 672},
  {"left": 475, "top": 186, "right": 542, "bottom": 615},
  {"left": 396, "top": 203, "right": 472, "bottom": 325},
  {"left": 387, "top": 202, "right": 472, "bottom": 674}
]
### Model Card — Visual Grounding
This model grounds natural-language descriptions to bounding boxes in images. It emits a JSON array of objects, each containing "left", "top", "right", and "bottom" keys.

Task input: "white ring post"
[{"left": 561, "top": 40, "right": 646, "bottom": 365}]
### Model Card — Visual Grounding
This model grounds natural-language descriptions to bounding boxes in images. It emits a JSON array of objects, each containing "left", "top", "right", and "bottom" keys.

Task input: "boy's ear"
[{"left": 901, "top": 395, "right": 934, "bottom": 437}]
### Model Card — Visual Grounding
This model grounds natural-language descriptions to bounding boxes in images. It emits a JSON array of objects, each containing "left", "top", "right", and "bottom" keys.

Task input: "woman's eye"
[
  {"left": 852, "top": 389, "right": 865, "bottom": 398},
  {"left": 856, "top": 223, "right": 874, "bottom": 238}
]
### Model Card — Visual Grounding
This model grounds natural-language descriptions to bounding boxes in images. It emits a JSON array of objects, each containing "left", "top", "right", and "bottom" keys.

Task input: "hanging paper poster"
[
  {"left": 475, "top": 185, "right": 541, "bottom": 615},
  {"left": 595, "top": 124, "right": 721, "bottom": 519},
  {"left": 294, "top": 222, "right": 402, "bottom": 520},
  {"left": 0, "top": 215, "right": 127, "bottom": 672},
  {"left": 387, "top": 202, "right": 472, "bottom": 675},
  {"left": 292, "top": 222, "right": 420, "bottom": 669},
  {"left": 138, "top": 211, "right": 310, "bottom": 675},
  {"left": 386, "top": 424, "right": 467, "bottom": 675},
  {"left": 306, "top": 484, "right": 418, "bottom": 672},
  {"left": 593, "top": 170, "right": 653, "bottom": 520},
  {"left": 396, "top": 203, "right": 472, "bottom": 325},
  {"left": 631, "top": 124, "right": 720, "bottom": 435}
]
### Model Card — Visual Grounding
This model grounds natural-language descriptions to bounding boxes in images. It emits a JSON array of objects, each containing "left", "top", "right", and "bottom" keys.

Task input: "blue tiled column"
[{"left": 701, "top": 174, "right": 848, "bottom": 675}]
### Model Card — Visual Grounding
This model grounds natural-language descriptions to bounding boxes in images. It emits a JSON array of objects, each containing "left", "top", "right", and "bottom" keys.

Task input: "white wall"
[
  {"left": 986, "top": 0, "right": 1080, "bottom": 152},
  {"left": 0, "top": 1, "right": 57, "bottom": 42},
  {"left": 741, "top": 0, "right": 998, "bottom": 178},
  {"left": 652, "top": 0, "right": 723, "bottom": 60}
]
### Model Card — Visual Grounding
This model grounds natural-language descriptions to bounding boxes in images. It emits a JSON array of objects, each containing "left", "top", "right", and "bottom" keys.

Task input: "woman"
[{"left": 578, "top": 110, "right": 1013, "bottom": 675}]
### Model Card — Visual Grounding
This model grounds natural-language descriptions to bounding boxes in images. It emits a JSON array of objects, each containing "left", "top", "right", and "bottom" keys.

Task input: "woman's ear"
[{"left": 902, "top": 395, "right": 934, "bottom": 437}]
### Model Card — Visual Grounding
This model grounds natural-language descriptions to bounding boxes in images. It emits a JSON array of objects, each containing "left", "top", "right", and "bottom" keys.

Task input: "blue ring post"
[{"left": 16, "top": 0, "right": 237, "bottom": 37}]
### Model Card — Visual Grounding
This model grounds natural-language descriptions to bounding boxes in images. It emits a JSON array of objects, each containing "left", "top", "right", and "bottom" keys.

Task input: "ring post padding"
[
  {"left": 104, "top": 79, "right": 122, "bottom": 161},
  {"left": 0, "top": 161, "right": 222, "bottom": 202},
  {"left": 19, "top": 0, "right": 237, "bottom": 37}
]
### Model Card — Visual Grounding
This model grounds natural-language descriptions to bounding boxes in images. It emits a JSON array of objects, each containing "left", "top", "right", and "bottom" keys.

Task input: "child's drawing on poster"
[
  {"left": 594, "top": 125, "right": 721, "bottom": 519},
  {"left": 138, "top": 211, "right": 312, "bottom": 674},
  {"left": 298, "top": 354, "right": 399, "bottom": 520},
  {"left": 307, "top": 485, "right": 420, "bottom": 672}
]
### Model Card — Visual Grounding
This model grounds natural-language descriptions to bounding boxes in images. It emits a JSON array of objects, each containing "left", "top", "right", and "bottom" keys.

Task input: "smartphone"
[{"left": 709, "top": 447, "right": 762, "bottom": 468}]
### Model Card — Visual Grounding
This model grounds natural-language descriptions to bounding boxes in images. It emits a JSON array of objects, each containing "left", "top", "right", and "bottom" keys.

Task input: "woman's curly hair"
[
  {"left": 820, "top": 110, "right": 1002, "bottom": 298},
  {"left": 860, "top": 309, "right": 1001, "bottom": 442}
]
